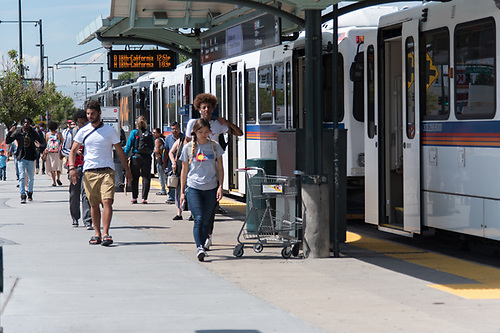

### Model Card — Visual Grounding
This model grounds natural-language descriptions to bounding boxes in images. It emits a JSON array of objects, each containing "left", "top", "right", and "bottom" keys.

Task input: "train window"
[
  {"left": 216, "top": 75, "right": 222, "bottom": 118},
  {"left": 258, "top": 65, "right": 273, "bottom": 123},
  {"left": 367, "top": 45, "right": 376, "bottom": 139},
  {"left": 162, "top": 87, "right": 169, "bottom": 125},
  {"left": 322, "top": 53, "right": 344, "bottom": 123},
  {"left": 152, "top": 83, "right": 159, "bottom": 129},
  {"left": 246, "top": 69, "right": 257, "bottom": 123},
  {"left": 274, "top": 64, "right": 285, "bottom": 123},
  {"left": 421, "top": 28, "right": 450, "bottom": 120},
  {"left": 177, "top": 84, "right": 182, "bottom": 110},
  {"left": 406, "top": 37, "right": 416, "bottom": 139},
  {"left": 169, "top": 86, "right": 176, "bottom": 124},
  {"left": 455, "top": 18, "right": 496, "bottom": 119}
]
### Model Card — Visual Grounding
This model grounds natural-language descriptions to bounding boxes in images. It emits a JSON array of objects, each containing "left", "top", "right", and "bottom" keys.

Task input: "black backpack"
[
  {"left": 134, "top": 129, "right": 154, "bottom": 155},
  {"left": 349, "top": 43, "right": 364, "bottom": 82}
]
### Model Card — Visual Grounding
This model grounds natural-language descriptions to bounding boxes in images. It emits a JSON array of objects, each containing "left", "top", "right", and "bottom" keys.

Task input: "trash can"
[{"left": 246, "top": 158, "right": 276, "bottom": 233}]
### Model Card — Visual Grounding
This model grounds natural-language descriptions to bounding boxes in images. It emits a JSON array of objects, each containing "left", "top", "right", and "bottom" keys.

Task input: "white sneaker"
[
  {"left": 204, "top": 235, "right": 212, "bottom": 251},
  {"left": 197, "top": 246, "right": 206, "bottom": 262}
]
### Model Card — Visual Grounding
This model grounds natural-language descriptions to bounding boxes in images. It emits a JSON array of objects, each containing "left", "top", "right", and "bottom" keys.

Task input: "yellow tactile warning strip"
[
  {"left": 219, "top": 197, "right": 246, "bottom": 214},
  {"left": 347, "top": 232, "right": 500, "bottom": 299}
]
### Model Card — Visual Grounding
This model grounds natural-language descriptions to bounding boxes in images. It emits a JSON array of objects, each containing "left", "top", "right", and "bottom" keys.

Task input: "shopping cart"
[{"left": 233, "top": 167, "right": 303, "bottom": 259}]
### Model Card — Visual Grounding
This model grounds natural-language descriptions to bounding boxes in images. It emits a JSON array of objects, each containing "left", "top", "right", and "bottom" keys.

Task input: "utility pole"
[
  {"left": 81, "top": 75, "right": 88, "bottom": 101},
  {"left": 18, "top": 0, "right": 23, "bottom": 77},
  {"left": 38, "top": 19, "right": 44, "bottom": 89}
]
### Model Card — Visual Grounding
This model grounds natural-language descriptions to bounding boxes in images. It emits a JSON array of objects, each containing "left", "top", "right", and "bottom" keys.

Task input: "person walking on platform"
[
  {"left": 180, "top": 118, "right": 224, "bottom": 261},
  {"left": 6, "top": 117, "right": 45, "bottom": 203},
  {"left": 8, "top": 141, "right": 19, "bottom": 181},
  {"left": 68, "top": 100, "right": 132, "bottom": 246},
  {"left": 5, "top": 117, "right": 45, "bottom": 203},
  {"left": 124, "top": 116, "right": 154, "bottom": 204},
  {"left": 163, "top": 121, "right": 183, "bottom": 202},
  {"left": 153, "top": 128, "right": 167, "bottom": 195},
  {"left": 0, "top": 149, "right": 8, "bottom": 180},
  {"left": 35, "top": 122, "right": 47, "bottom": 175},
  {"left": 185, "top": 93, "right": 243, "bottom": 249},
  {"left": 61, "top": 110, "right": 92, "bottom": 229},
  {"left": 43, "top": 121, "right": 64, "bottom": 186}
]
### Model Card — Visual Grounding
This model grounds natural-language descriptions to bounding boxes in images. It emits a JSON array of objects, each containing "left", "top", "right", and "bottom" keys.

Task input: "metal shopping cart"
[{"left": 233, "top": 167, "right": 303, "bottom": 259}]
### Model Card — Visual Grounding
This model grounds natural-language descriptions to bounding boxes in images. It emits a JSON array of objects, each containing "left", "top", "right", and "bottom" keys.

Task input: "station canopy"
[{"left": 77, "top": 0, "right": 393, "bottom": 51}]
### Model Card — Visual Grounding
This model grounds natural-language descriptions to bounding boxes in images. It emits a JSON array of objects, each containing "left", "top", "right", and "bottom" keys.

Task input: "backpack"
[
  {"left": 134, "top": 129, "right": 154, "bottom": 155},
  {"left": 350, "top": 42, "right": 365, "bottom": 82},
  {"left": 46, "top": 133, "right": 61, "bottom": 153}
]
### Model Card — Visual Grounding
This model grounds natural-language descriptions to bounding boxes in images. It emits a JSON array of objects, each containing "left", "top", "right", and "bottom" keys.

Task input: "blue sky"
[{"left": 1, "top": 0, "right": 111, "bottom": 107}]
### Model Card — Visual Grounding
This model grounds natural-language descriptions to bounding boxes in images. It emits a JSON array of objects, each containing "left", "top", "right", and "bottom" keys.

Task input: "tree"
[
  {"left": 0, "top": 49, "right": 77, "bottom": 126},
  {"left": 118, "top": 72, "right": 134, "bottom": 80}
]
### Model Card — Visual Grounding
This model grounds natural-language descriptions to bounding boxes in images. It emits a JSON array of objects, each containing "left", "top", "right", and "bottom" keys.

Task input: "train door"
[
  {"left": 225, "top": 64, "right": 242, "bottom": 193},
  {"left": 401, "top": 20, "right": 421, "bottom": 234},
  {"left": 151, "top": 82, "right": 160, "bottom": 130},
  {"left": 236, "top": 62, "right": 246, "bottom": 192},
  {"left": 378, "top": 20, "right": 421, "bottom": 234},
  {"left": 364, "top": 37, "right": 379, "bottom": 225}
]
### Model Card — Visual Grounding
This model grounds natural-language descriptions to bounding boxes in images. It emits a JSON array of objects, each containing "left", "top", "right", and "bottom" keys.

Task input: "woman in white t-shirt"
[
  {"left": 44, "top": 120, "right": 64, "bottom": 186},
  {"left": 179, "top": 118, "right": 224, "bottom": 261}
]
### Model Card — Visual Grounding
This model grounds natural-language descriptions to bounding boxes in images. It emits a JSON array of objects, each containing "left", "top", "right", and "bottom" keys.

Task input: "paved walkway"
[{"left": 2, "top": 160, "right": 500, "bottom": 332}]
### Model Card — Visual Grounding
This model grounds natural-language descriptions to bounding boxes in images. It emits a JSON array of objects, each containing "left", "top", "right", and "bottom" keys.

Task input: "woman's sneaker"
[
  {"left": 204, "top": 235, "right": 212, "bottom": 251},
  {"left": 196, "top": 246, "right": 206, "bottom": 261}
]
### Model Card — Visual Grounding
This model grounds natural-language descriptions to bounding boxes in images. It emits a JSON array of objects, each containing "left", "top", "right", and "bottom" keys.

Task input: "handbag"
[
  {"left": 167, "top": 171, "right": 179, "bottom": 188},
  {"left": 173, "top": 138, "right": 184, "bottom": 177}
]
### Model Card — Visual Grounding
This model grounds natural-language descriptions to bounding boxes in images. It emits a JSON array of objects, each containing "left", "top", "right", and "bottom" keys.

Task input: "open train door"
[
  {"left": 235, "top": 61, "right": 247, "bottom": 194},
  {"left": 401, "top": 19, "right": 421, "bottom": 234},
  {"left": 363, "top": 32, "right": 379, "bottom": 226}
]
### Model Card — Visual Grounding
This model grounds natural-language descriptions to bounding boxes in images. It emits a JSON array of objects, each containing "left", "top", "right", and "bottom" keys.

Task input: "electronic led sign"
[{"left": 108, "top": 50, "right": 177, "bottom": 72}]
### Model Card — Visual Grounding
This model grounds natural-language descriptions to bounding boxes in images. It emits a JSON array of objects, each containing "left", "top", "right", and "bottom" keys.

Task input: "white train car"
[
  {"left": 364, "top": 0, "right": 500, "bottom": 242},
  {"left": 149, "top": 60, "right": 196, "bottom": 135}
]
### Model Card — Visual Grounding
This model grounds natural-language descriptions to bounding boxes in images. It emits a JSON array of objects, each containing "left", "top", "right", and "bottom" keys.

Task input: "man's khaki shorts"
[{"left": 83, "top": 168, "right": 116, "bottom": 207}]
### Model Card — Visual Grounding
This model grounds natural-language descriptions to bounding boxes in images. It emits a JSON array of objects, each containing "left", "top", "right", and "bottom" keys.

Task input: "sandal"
[
  {"left": 89, "top": 236, "right": 101, "bottom": 245},
  {"left": 101, "top": 235, "right": 113, "bottom": 246}
]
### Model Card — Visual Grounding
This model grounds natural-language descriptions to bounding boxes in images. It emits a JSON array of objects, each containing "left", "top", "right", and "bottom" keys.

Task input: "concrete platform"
[{"left": 1, "top": 160, "right": 500, "bottom": 332}]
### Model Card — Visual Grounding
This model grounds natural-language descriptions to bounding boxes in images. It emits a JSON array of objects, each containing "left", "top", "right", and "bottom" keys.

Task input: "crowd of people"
[{"left": 3, "top": 93, "right": 242, "bottom": 260}]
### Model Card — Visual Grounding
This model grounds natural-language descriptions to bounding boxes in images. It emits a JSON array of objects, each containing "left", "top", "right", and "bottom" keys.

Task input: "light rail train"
[
  {"left": 88, "top": 6, "right": 402, "bottom": 201},
  {"left": 363, "top": 0, "right": 500, "bottom": 244},
  {"left": 88, "top": 0, "right": 500, "bottom": 245}
]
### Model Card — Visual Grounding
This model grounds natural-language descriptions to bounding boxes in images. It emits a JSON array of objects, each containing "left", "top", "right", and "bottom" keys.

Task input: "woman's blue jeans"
[{"left": 185, "top": 186, "right": 217, "bottom": 248}]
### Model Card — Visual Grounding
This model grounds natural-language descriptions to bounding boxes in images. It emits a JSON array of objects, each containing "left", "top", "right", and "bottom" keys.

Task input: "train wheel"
[
  {"left": 281, "top": 247, "right": 292, "bottom": 259},
  {"left": 233, "top": 244, "right": 244, "bottom": 257},
  {"left": 253, "top": 243, "right": 264, "bottom": 253}
]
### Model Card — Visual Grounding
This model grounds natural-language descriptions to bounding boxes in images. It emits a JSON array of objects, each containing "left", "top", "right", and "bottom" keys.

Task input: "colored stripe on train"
[
  {"left": 246, "top": 123, "right": 346, "bottom": 140},
  {"left": 422, "top": 120, "right": 500, "bottom": 148}
]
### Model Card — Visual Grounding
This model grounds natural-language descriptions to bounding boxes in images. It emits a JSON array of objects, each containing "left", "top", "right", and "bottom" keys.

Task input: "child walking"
[
  {"left": 0, "top": 148, "right": 8, "bottom": 180},
  {"left": 179, "top": 118, "right": 224, "bottom": 261}
]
